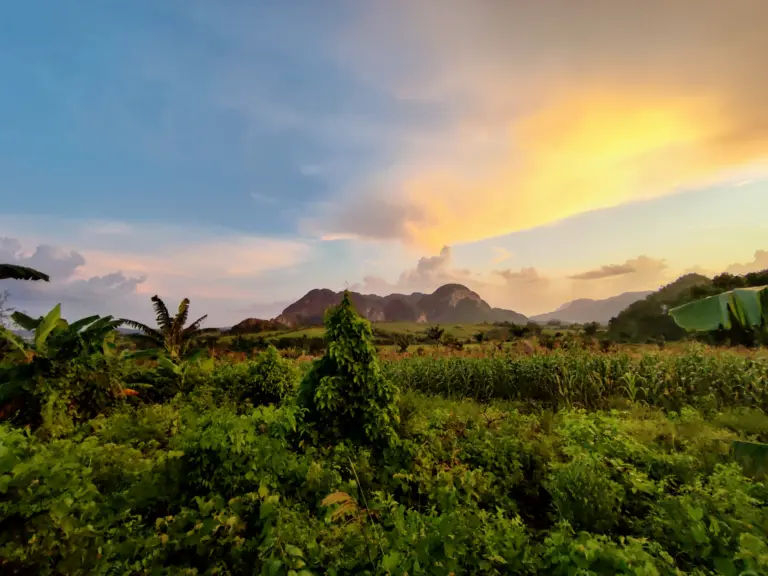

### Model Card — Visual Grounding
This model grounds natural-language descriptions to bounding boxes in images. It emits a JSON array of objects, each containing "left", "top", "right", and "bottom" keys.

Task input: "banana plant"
[
  {"left": 0, "top": 304, "right": 135, "bottom": 424},
  {"left": 668, "top": 286, "right": 767, "bottom": 334},
  {"left": 0, "top": 264, "right": 50, "bottom": 282},
  {"left": 669, "top": 286, "right": 768, "bottom": 476},
  {"left": 121, "top": 295, "right": 219, "bottom": 360},
  {"left": 4, "top": 304, "right": 126, "bottom": 360}
]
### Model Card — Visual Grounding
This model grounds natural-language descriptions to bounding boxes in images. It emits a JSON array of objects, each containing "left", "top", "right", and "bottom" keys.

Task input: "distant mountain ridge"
[
  {"left": 271, "top": 283, "right": 528, "bottom": 327},
  {"left": 531, "top": 291, "right": 654, "bottom": 325}
]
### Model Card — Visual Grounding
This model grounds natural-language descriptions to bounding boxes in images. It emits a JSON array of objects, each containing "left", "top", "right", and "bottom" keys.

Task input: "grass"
[{"left": 218, "top": 321, "right": 577, "bottom": 348}]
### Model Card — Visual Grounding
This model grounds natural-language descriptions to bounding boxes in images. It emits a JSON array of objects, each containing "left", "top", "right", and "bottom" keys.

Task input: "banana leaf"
[
  {"left": 34, "top": 304, "right": 61, "bottom": 352},
  {"left": 0, "top": 264, "right": 50, "bottom": 282},
  {"left": 669, "top": 286, "right": 768, "bottom": 332}
]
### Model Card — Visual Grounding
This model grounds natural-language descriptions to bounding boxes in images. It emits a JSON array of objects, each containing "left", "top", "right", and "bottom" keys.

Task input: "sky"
[{"left": 1, "top": 0, "right": 768, "bottom": 325}]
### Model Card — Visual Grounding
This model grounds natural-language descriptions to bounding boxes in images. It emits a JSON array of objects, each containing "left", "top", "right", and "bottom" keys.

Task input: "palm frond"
[
  {"left": 120, "top": 319, "right": 164, "bottom": 342},
  {"left": 181, "top": 314, "right": 209, "bottom": 336},
  {"left": 151, "top": 295, "right": 172, "bottom": 332},
  {"left": 171, "top": 298, "right": 191, "bottom": 351},
  {"left": 0, "top": 264, "right": 50, "bottom": 282},
  {"left": 125, "top": 333, "right": 166, "bottom": 350},
  {"left": 188, "top": 327, "right": 221, "bottom": 339}
]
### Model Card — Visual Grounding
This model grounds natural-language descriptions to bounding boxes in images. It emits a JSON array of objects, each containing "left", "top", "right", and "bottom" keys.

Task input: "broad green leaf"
[
  {"left": 34, "top": 303, "right": 61, "bottom": 352},
  {"left": 158, "top": 356, "right": 181, "bottom": 375},
  {"left": 67, "top": 315, "right": 101, "bottom": 333},
  {"left": 669, "top": 286, "right": 767, "bottom": 332},
  {"left": 126, "top": 349, "right": 160, "bottom": 360},
  {"left": 10, "top": 311, "right": 41, "bottom": 331},
  {"left": 0, "top": 327, "right": 27, "bottom": 353}
]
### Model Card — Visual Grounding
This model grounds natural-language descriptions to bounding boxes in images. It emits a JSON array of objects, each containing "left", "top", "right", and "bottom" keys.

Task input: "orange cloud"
[
  {"left": 323, "top": 0, "right": 768, "bottom": 250},
  {"left": 398, "top": 89, "right": 766, "bottom": 249}
]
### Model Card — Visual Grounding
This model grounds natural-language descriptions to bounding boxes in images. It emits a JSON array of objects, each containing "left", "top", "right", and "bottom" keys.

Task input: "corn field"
[{"left": 376, "top": 345, "right": 768, "bottom": 412}]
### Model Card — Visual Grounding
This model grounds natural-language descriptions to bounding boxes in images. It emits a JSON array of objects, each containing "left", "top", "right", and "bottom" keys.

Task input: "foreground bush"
[{"left": 2, "top": 396, "right": 767, "bottom": 574}]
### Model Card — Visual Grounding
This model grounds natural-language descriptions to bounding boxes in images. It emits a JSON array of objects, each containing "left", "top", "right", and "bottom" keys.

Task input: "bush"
[
  {"left": 211, "top": 345, "right": 296, "bottom": 406},
  {"left": 298, "top": 291, "right": 400, "bottom": 446}
]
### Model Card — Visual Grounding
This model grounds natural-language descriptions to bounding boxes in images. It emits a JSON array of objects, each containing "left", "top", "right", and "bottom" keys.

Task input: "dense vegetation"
[
  {"left": 1, "top": 288, "right": 768, "bottom": 574},
  {"left": 609, "top": 269, "right": 768, "bottom": 345}
]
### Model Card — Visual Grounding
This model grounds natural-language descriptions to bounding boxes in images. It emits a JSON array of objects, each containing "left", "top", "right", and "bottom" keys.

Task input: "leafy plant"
[
  {"left": 0, "top": 264, "right": 49, "bottom": 282},
  {"left": 425, "top": 324, "right": 445, "bottom": 344},
  {"left": 122, "top": 295, "right": 219, "bottom": 360},
  {"left": 669, "top": 286, "right": 768, "bottom": 335},
  {"left": 394, "top": 333, "right": 412, "bottom": 353},
  {"left": 0, "top": 304, "right": 129, "bottom": 431},
  {"left": 298, "top": 291, "right": 400, "bottom": 446},
  {"left": 211, "top": 345, "right": 296, "bottom": 406}
]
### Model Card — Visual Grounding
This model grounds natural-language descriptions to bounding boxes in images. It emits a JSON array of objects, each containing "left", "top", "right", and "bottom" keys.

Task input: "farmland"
[{"left": 1, "top": 294, "right": 768, "bottom": 574}]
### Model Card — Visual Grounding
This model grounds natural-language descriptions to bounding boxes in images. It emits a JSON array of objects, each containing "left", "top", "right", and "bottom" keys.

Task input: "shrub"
[
  {"left": 211, "top": 345, "right": 296, "bottom": 406},
  {"left": 298, "top": 292, "right": 400, "bottom": 446}
]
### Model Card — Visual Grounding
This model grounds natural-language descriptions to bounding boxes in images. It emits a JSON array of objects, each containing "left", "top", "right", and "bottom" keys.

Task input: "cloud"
[
  {"left": 491, "top": 246, "right": 513, "bottom": 265},
  {"left": 315, "top": 0, "right": 768, "bottom": 249},
  {"left": 0, "top": 238, "right": 85, "bottom": 281},
  {"left": 569, "top": 264, "right": 636, "bottom": 281},
  {"left": 568, "top": 256, "right": 667, "bottom": 281},
  {"left": 0, "top": 217, "right": 317, "bottom": 325},
  {"left": 725, "top": 250, "right": 768, "bottom": 275},
  {"left": 299, "top": 164, "right": 323, "bottom": 176},
  {"left": 250, "top": 192, "right": 278, "bottom": 204},
  {"left": 0, "top": 237, "right": 147, "bottom": 320},
  {"left": 353, "top": 247, "right": 680, "bottom": 315}
]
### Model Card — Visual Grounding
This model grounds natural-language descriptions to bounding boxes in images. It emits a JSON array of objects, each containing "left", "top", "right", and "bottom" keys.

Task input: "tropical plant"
[
  {"left": 0, "top": 304, "right": 129, "bottom": 430},
  {"left": 0, "top": 263, "right": 50, "bottom": 282},
  {"left": 121, "top": 295, "right": 218, "bottom": 360},
  {"left": 298, "top": 291, "right": 400, "bottom": 446},
  {"left": 669, "top": 286, "right": 768, "bottom": 335}
]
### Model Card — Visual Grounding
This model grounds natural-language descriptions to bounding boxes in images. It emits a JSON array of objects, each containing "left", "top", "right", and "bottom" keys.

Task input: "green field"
[
  {"left": 3, "top": 297, "right": 767, "bottom": 574},
  {"left": 222, "top": 321, "right": 575, "bottom": 345}
]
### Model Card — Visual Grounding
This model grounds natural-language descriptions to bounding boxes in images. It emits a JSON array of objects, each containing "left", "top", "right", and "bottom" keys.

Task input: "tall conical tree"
[{"left": 298, "top": 291, "right": 400, "bottom": 446}]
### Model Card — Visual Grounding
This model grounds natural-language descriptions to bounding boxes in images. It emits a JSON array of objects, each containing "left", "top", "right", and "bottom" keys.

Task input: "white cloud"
[{"left": 250, "top": 192, "right": 278, "bottom": 204}]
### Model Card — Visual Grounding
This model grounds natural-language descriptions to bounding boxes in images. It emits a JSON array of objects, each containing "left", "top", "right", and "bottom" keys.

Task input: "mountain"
[
  {"left": 531, "top": 291, "right": 653, "bottom": 325},
  {"left": 272, "top": 284, "right": 527, "bottom": 327}
]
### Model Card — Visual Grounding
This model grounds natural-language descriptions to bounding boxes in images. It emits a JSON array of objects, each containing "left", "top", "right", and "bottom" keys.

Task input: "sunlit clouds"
[{"left": 316, "top": 0, "right": 768, "bottom": 249}]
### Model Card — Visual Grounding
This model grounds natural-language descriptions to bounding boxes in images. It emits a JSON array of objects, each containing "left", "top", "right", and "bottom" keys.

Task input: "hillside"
[
  {"left": 271, "top": 284, "right": 527, "bottom": 327},
  {"left": 531, "top": 291, "right": 653, "bottom": 325},
  {"left": 607, "top": 273, "right": 713, "bottom": 342}
]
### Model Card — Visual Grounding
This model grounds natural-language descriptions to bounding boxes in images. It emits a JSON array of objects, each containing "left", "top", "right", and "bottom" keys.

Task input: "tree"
[
  {"left": 121, "top": 295, "right": 218, "bottom": 360},
  {"left": 425, "top": 324, "right": 445, "bottom": 344},
  {"left": 582, "top": 322, "right": 600, "bottom": 337},
  {"left": 0, "top": 264, "right": 50, "bottom": 282},
  {"left": 298, "top": 291, "right": 400, "bottom": 446}
]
